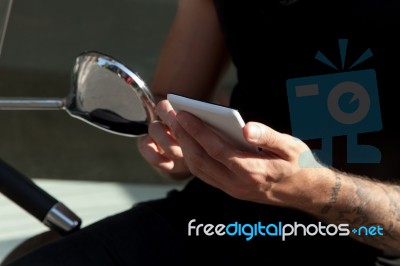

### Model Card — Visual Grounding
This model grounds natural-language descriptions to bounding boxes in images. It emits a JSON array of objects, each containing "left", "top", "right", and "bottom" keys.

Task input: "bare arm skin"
[
  {"left": 155, "top": 104, "right": 400, "bottom": 253},
  {"left": 150, "top": 0, "right": 230, "bottom": 103},
  {"left": 137, "top": 0, "right": 230, "bottom": 181},
  {"left": 138, "top": 0, "right": 400, "bottom": 253},
  {"left": 316, "top": 169, "right": 400, "bottom": 253}
]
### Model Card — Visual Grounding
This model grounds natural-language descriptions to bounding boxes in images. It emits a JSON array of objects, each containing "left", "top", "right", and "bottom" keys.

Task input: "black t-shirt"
[
  {"left": 214, "top": 0, "right": 400, "bottom": 181},
  {"left": 174, "top": 0, "right": 400, "bottom": 264}
]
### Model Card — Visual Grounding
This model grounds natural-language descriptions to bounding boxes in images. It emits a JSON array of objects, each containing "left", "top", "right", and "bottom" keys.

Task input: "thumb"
[{"left": 244, "top": 122, "right": 292, "bottom": 158}]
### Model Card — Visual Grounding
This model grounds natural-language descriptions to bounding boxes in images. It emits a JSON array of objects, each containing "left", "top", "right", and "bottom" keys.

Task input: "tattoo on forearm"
[
  {"left": 393, "top": 186, "right": 400, "bottom": 222},
  {"left": 378, "top": 185, "right": 400, "bottom": 243},
  {"left": 337, "top": 177, "right": 369, "bottom": 225},
  {"left": 334, "top": 177, "right": 400, "bottom": 251},
  {"left": 320, "top": 172, "right": 342, "bottom": 214},
  {"left": 316, "top": 170, "right": 400, "bottom": 252}
]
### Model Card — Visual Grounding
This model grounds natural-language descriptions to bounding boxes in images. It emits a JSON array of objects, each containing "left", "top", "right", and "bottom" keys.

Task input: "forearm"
[
  {"left": 303, "top": 167, "right": 400, "bottom": 253},
  {"left": 150, "top": 0, "right": 230, "bottom": 103},
  {"left": 138, "top": 0, "right": 230, "bottom": 181}
]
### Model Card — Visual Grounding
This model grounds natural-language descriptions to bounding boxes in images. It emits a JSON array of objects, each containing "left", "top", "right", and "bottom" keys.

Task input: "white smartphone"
[{"left": 167, "top": 94, "right": 257, "bottom": 153}]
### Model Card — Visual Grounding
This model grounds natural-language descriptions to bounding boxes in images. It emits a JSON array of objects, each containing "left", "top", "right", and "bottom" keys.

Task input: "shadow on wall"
[
  {"left": 0, "top": 0, "right": 236, "bottom": 183},
  {"left": 0, "top": 0, "right": 178, "bottom": 183}
]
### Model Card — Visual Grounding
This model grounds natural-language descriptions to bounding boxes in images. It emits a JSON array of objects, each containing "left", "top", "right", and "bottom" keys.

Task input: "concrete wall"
[
  {"left": 0, "top": 0, "right": 235, "bottom": 184},
  {"left": 0, "top": 0, "right": 179, "bottom": 183}
]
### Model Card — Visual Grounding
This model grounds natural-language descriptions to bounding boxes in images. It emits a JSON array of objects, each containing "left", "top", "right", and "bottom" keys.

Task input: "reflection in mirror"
[
  {"left": 0, "top": 51, "right": 157, "bottom": 137},
  {"left": 0, "top": 51, "right": 158, "bottom": 237}
]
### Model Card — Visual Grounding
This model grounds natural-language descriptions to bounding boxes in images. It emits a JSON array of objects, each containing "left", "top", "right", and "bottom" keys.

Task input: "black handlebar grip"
[{"left": 0, "top": 159, "right": 57, "bottom": 221}]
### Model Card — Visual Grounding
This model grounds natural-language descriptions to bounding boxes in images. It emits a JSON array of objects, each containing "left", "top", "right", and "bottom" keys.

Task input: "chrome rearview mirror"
[
  {"left": 0, "top": 51, "right": 157, "bottom": 137},
  {"left": 0, "top": 51, "right": 158, "bottom": 235}
]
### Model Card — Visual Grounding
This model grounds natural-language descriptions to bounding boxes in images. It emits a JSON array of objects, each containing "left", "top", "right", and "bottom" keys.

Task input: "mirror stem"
[{"left": 0, "top": 98, "right": 65, "bottom": 110}]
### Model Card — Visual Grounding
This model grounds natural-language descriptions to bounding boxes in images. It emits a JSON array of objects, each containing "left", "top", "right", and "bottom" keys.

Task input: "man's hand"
[
  {"left": 157, "top": 99, "right": 324, "bottom": 207},
  {"left": 157, "top": 99, "right": 400, "bottom": 253},
  {"left": 137, "top": 103, "right": 191, "bottom": 181}
]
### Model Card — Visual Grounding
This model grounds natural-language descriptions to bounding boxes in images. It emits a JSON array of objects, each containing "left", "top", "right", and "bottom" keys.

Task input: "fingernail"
[{"left": 248, "top": 124, "right": 261, "bottom": 142}]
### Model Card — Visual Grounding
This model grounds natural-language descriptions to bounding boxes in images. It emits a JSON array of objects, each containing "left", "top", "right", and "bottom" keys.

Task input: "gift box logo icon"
[{"left": 286, "top": 39, "right": 382, "bottom": 165}]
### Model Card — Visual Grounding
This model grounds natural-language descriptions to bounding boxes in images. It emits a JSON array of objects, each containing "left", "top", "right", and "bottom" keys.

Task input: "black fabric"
[
  {"left": 212, "top": 0, "right": 400, "bottom": 264},
  {"left": 215, "top": 0, "right": 400, "bottom": 181},
  {"left": 5, "top": 178, "right": 385, "bottom": 265}
]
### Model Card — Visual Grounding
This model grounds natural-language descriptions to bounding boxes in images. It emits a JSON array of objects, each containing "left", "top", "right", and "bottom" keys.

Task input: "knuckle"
[
  {"left": 155, "top": 102, "right": 163, "bottom": 114},
  {"left": 172, "top": 123, "right": 185, "bottom": 139},
  {"left": 228, "top": 186, "right": 250, "bottom": 200},
  {"left": 207, "top": 141, "right": 225, "bottom": 158},
  {"left": 225, "top": 158, "right": 244, "bottom": 174},
  {"left": 285, "top": 135, "right": 307, "bottom": 159},
  {"left": 140, "top": 149, "right": 158, "bottom": 166},
  {"left": 148, "top": 121, "right": 165, "bottom": 135},
  {"left": 264, "top": 130, "right": 278, "bottom": 147},
  {"left": 155, "top": 100, "right": 167, "bottom": 114},
  {"left": 186, "top": 152, "right": 206, "bottom": 177},
  {"left": 137, "top": 136, "right": 150, "bottom": 151},
  {"left": 168, "top": 145, "right": 184, "bottom": 159},
  {"left": 227, "top": 176, "right": 263, "bottom": 200},
  {"left": 186, "top": 122, "right": 203, "bottom": 138}
]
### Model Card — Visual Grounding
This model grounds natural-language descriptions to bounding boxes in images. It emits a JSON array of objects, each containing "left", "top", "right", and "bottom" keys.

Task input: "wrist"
[{"left": 288, "top": 166, "right": 339, "bottom": 214}]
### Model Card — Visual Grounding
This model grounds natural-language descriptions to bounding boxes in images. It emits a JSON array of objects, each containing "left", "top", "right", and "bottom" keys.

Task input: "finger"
[
  {"left": 174, "top": 111, "right": 236, "bottom": 160},
  {"left": 155, "top": 100, "right": 176, "bottom": 127},
  {"left": 137, "top": 135, "right": 174, "bottom": 170},
  {"left": 171, "top": 113, "right": 234, "bottom": 185},
  {"left": 148, "top": 121, "right": 183, "bottom": 159},
  {"left": 174, "top": 111, "right": 282, "bottom": 181},
  {"left": 243, "top": 122, "right": 299, "bottom": 159}
]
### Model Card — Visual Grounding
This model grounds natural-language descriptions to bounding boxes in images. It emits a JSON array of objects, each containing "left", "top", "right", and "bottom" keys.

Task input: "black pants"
[{"left": 5, "top": 178, "right": 398, "bottom": 266}]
